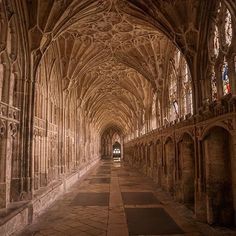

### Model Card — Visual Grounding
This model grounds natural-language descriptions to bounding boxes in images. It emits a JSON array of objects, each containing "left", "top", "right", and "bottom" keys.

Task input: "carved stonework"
[
  {"left": 222, "top": 118, "right": 234, "bottom": 131},
  {"left": 0, "top": 119, "right": 6, "bottom": 138},
  {"left": 9, "top": 122, "right": 17, "bottom": 138},
  {"left": 0, "top": 1, "right": 235, "bottom": 234}
]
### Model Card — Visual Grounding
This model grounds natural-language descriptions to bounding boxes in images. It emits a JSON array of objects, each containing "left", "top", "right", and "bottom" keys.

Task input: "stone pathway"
[{"left": 15, "top": 159, "right": 231, "bottom": 236}]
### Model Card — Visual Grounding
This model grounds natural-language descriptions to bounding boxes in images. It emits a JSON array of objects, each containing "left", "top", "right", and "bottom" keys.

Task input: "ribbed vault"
[
  {"left": 29, "top": 0, "right": 203, "bottom": 136},
  {"left": 1, "top": 1, "right": 236, "bottom": 232}
]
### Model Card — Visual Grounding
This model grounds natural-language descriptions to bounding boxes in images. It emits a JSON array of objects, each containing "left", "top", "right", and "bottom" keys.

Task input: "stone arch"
[
  {"left": 112, "top": 132, "right": 121, "bottom": 145},
  {"left": 112, "top": 141, "right": 121, "bottom": 158},
  {"left": 200, "top": 121, "right": 233, "bottom": 140},
  {"left": 202, "top": 126, "right": 234, "bottom": 226},
  {"left": 177, "top": 133, "right": 195, "bottom": 209},
  {"left": 101, "top": 127, "right": 123, "bottom": 159}
]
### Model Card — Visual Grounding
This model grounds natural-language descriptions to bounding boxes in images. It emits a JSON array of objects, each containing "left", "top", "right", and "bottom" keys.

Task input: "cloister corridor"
[
  {"left": 14, "top": 159, "right": 234, "bottom": 236},
  {"left": 1, "top": 0, "right": 236, "bottom": 235}
]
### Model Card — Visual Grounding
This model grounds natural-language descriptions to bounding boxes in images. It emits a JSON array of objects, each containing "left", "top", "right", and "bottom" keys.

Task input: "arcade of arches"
[{"left": 0, "top": 0, "right": 236, "bottom": 235}]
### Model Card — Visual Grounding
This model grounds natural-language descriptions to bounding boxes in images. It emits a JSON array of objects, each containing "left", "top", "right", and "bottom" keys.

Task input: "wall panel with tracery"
[
  {"left": 166, "top": 50, "right": 193, "bottom": 123},
  {"left": 209, "top": 2, "right": 235, "bottom": 100}
]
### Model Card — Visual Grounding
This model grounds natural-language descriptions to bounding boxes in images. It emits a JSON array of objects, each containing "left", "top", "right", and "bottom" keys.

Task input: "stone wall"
[
  {"left": 0, "top": 0, "right": 235, "bottom": 234},
  {"left": 124, "top": 111, "right": 236, "bottom": 227},
  {"left": 0, "top": 158, "right": 99, "bottom": 236}
]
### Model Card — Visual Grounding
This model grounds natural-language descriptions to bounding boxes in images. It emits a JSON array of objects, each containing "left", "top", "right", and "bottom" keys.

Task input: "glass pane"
[{"left": 222, "top": 60, "right": 230, "bottom": 95}]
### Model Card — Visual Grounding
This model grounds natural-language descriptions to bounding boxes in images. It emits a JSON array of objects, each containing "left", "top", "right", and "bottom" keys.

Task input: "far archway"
[
  {"left": 101, "top": 127, "right": 123, "bottom": 160},
  {"left": 113, "top": 141, "right": 121, "bottom": 159}
]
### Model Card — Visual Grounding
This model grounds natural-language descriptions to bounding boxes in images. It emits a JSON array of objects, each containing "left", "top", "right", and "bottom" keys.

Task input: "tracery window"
[
  {"left": 182, "top": 61, "right": 193, "bottom": 115},
  {"left": 209, "top": 3, "right": 233, "bottom": 100},
  {"left": 141, "top": 111, "right": 146, "bottom": 134},
  {"left": 168, "top": 50, "right": 192, "bottom": 122},
  {"left": 224, "top": 9, "right": 232, "bottom": 46},
  {"left": 151, "top": 93, "right": 157, "bottom": 130},
  {"left": 173, "top": 100, "right": 179, "bottom": 114},
  {"left": 213, "top": 25, "right": 220, "bottom": 58},
  {"left": 169, "top": 71, "right": 178, "bottom": 121}
]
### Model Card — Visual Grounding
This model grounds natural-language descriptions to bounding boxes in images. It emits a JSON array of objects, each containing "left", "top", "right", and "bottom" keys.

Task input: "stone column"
[
  {"left": 195, "top": 137, "right": 207, "bottom": 222},
  {"left": 149, "top": 143, "right": 154, "bottom": 178},
  {"left": 0, "top": 119, "right": 7, "bottom": 208}
]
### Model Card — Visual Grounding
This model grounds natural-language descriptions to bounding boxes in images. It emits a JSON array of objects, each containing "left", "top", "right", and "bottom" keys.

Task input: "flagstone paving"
[{"left": 15, "top": 159, "right": 233, "bottom": 236}]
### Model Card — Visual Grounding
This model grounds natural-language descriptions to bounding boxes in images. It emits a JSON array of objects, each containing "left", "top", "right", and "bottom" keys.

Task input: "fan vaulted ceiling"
[{"left": 28, "top": 0, "right": 210, "bottom": 135}]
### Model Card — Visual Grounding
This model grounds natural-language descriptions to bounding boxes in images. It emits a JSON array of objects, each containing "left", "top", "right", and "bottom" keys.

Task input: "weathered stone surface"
[
  {"left": 0, "top": 0, "right": 236, "bottom": 235},
  {"left": 15, "top": 160, "right": 235, "bottom": 236},
  {"left": 0, "top": 160, "right": 98, "bottom": 236}
]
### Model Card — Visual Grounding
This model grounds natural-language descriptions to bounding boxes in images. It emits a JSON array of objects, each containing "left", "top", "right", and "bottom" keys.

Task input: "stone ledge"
[
  {"left": 0, "top": 158, "right": 99, "bottom": 236},
  {"left": 0, "top": 207, "right": 28, "bottom": 236}
]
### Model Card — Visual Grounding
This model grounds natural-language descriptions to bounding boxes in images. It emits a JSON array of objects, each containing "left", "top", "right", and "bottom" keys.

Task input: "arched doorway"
[
  {"left": 203, "top": 126, "right": 234, "bottom": 226},
  {"left": 113, "top": 141, "right": 121, "bottom": 159},
  {"left": 100, "top": 128, "right": 123, "bottom": 159}
]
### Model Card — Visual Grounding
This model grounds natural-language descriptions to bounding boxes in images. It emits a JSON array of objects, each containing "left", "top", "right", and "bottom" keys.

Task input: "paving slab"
[
  {"left": 122, "top": 192, "right": 160, "bottom": 205},
  {"left": 125, "top": 207, "right": 184, "bottom": 235},
  {"left": 71, "top": 192, "right": 110, "bottom": 206},
  {"left": 15, "top": 160, "right": 214, "bottom": 236}
]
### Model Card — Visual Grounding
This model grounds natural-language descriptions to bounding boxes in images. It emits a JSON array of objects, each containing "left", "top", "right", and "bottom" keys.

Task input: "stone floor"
[{"left": 15, "top": 159, "right": 236, "bottom": 236}]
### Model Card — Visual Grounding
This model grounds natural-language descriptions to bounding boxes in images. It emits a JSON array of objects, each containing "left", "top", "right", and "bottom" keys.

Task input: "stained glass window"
[
  {"left": 210, "top": 3, "right": 233, "bottom": 99},
  {"left": 222, "top": 59, "right": 230, "bottom": 95}
]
